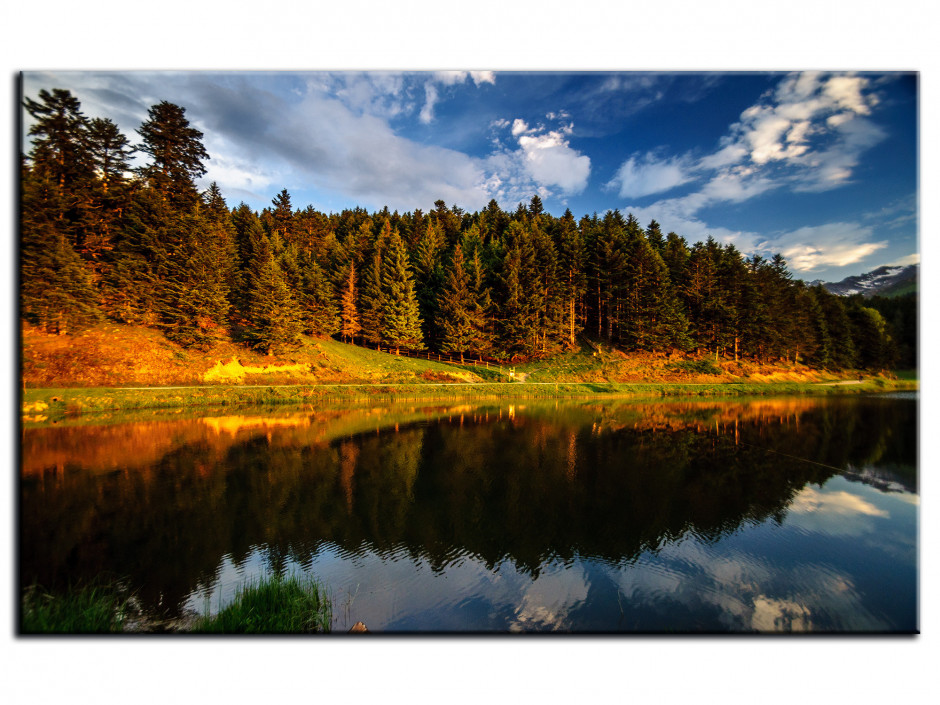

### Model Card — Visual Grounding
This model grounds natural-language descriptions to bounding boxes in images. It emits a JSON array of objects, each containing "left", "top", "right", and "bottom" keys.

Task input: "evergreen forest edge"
[{"left": 20, "top": 88, "right": 917, "bottom": 376}]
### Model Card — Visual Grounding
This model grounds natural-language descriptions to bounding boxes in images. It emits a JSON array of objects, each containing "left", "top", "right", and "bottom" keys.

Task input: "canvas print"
[{"left": 19, "top": 70, "right": 918, "bottom": 634}]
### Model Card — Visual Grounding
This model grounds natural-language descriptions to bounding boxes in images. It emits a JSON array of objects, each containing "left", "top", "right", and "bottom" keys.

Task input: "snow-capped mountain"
[{"left": 810, "top": 264, "right": 918, "bottom": 297}]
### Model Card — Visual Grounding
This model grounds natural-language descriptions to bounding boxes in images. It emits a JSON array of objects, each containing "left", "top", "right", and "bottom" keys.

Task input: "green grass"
[
  {"left": 22, "top": 583, "right": 131, "bottom": 634},
  {"left": 314, "top": 338, "right": 506, "bottom": 382},
  {"left": 191, "top": 573, "right": 331, "bottom": 634},
  {"left": 20, "top": 374, "right": 919, "bottom": 427}
]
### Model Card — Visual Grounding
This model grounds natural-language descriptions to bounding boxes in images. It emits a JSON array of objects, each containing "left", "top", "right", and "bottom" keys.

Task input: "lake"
[{"left": 20, "top": 393, "right": 918, "bottom": 633}]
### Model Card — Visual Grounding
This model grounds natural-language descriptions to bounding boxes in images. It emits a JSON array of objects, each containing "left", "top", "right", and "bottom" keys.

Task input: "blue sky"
[{"left": 22, "top": 70, "right": 917, "bottom": 282}]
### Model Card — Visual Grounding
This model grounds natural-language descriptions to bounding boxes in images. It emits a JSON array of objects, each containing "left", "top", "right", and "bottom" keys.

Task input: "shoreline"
[{"left": 20, "top": 377, "right": 918, "bottom": 426}]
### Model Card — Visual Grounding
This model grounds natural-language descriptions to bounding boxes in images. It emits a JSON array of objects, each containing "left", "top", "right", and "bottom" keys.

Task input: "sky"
[{"left": 22, "top": 69, "right": 918, "bottom": 283}]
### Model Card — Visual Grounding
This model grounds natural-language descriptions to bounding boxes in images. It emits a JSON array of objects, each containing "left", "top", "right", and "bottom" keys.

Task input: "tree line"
[{"left": 21, "top": 88, "right": 905, "bottom": 369}]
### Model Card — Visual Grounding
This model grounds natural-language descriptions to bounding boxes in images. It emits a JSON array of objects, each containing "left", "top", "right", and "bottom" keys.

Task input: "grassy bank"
[
  {"left": 21, "top": 574, "right": 332, "bottom": 634},
  {"left": 20, "top": 376, "right": 917, "bottom": 426},
  {"left": 21, "top": 321, "right": 917, "bottom": 425},
  {"left": 22, "top": 582, "right": 132, "bottom": 634},
  {"left": 191, "top": 574, "right": 330, "bottom": 634}
]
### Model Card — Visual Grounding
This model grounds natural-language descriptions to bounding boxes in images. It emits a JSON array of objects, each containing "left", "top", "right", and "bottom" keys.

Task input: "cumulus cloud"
[
  {"left": 486, "top": 116, "right": 590, "bottom": 200},
  {"left": 518, "top": 129, "right": 591, "bottom": 193}
]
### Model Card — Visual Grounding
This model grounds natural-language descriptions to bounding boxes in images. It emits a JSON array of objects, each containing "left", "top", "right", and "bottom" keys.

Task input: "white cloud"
[
  {"left": 485, "top": 116, "right": 592, "bottom": 201},
  {"left": 511, "top": 118, "right": 532, "bottom": 137},
  {"left": 517, "top": 129, "right": 591, "bottom": 194},
  {"left": 699, "top": 169, "right": 777, "bottom": 203},
  {"left": 419, "top": 83, "right": 438, "bottom": 124},
  {"left": 717, "top": 71, "right": 883, "bottom": 183},
  {"left": 609, "top": 71, "right": 890, "bottom": 274},
  {"left": 416, "top": 71, "right": 496, "bottom": 123},
  {"left": 328, "top": 72, "right": 408, "bottom": 120},
  {"left": 607, "top": 152, "right": 696, "bottom": 198},
  {"left": 433, "top": 70, "right": 468, "bottom": 86},
  {"left": 885, "top": 253, "right": 920, "bottom": 267},
  {"left": 756, "top": 222, "right": 888, "bottom": 272},
  {"left": 469, "top": 70, "right": 496, "bottom": 86},
  {"left": 259, "top": 83, "right": 493, "bottom": 210},
  {"left": 824, "top": 75, "right": 877, "bottom": 115}
]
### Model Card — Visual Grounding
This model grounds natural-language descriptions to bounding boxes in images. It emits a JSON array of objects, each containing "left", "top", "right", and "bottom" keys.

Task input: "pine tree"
[
  {"left": 340, "top": 263, "right": 361, "bottom": 343},
  {"left": 296, "top": 250, "right": 340, "bottom": 337},
  {"left": 23, "top": 88, "right": 91, "bottom": 193},
  {"left": 412, "top": 220, "right": 445, "bottom": 349},
  {"left": 243, "top": 239, "right": 303, "bottom": 354},
  {"left": 554, "top": 209, "right": 586, "bottom": 348},
  {"left": 21, "top": 167, "right": 101, "bottom": 333},
  {"left": 645, "top": 219, "right": 665, "bottom": 253},
  {"left": 591, "top": 211, "right": 627, "bottom": 342},
  {"left": 439, "top": 243, "right": 487, "bottom": 362},
  {"left": 359, "top": 250, "right": 385, "bottom": 347},
  {"left": 381, "top": 229, "right": 423, "bottom": 354},
  {"left": 814, "top": 285, "right": 857, "bottom": 369},
  {"left": 496, "top": 223, "right": 542, "bottom": 357},
  {"left": 136, "top": 101, "right": 209, "bottom": 208},
  {"left": 467, "top": 246, "right": 494, "bottom": 357},
  {"left": 621, "top": 231, "right": 690, "bottom": 351},
  {"left": 80, "top": 117, "right": 135, "bottom": 275},
  {"left": 269, "top": 188, "right": 295, "bottom": 245}
]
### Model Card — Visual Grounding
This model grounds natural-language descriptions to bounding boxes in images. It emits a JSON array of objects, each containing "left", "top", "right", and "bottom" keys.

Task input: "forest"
[{"left": 20, "top": 88, "right": 912, "bottom": 370}]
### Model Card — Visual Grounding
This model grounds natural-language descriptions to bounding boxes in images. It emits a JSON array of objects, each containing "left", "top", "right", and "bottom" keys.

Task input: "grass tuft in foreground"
[
  {"left": 22, "top": 583, "right": 130, "bottom": 634},
  {"left": 191, "top": 574, "right": 331, "bottom": 634}
]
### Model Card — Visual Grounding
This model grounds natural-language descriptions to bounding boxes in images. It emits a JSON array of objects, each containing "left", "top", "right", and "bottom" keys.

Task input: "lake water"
[{"left": 20, "top": 393, "right": 918, "bottom": 633}]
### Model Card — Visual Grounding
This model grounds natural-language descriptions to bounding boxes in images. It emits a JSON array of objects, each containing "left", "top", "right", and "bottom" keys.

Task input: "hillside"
[
  {"left": 813, "top": 264, "right": 918, "bottom": 297},
  {"left": 21, "top": 322, "right": 855, "bottom": 390}
]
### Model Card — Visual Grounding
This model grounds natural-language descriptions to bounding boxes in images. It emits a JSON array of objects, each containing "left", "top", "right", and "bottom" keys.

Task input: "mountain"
[{"left": 810, "top": 264, "right": 918, "bottom": 298}]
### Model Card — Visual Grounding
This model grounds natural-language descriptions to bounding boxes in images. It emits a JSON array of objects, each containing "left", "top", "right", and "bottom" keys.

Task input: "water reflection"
[{"left": 20, "top": 395, "right": 918, "bottom": 632}]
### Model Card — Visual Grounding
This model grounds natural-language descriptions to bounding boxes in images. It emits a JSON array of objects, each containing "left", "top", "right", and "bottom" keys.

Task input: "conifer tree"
[
  {"left": 645, "top": 220, "right": 665, "bottom": 253},
  {"left": 340, "top": 263, "right": 361, "bottom": 343},
  {"left": 136, "top": 101, "right": 209, "bottom": 208},
  {"left": 21, "top": 167, "right": 101, "bottom": 333},
  {"left": 439, "top": 243, "right": 487, "bottom": 362},
  {"left": 591, "top": 211, "right": 627, "bottom": 342},
  {"left": 412, "top": 220, "right": 446, "bottom": 348},
  {"left": 269, "top": 188, "right": 295, "bottom": 245},
  {"left": 814, "top": 285, "right": 857, "bottom": 369},
  {"left": 80, "top": 117, "right": 135, "bottom": 275},
  {"left": 243, "top": 239, "right": 303, "bottom": 354},
  {"left": 296, "top": 250, "right": 340, "bottom": 337},
  {"left": 467, "top": 246, "right": 494, "bottom": 357},
  {"left": 23, "top": 88, "right": 91, "bottom": 193},
  {"left": 381, "top": 228, "right": 423, "bottom": 354},
  {"left": 621, "top": 231, "right": 690, "bottom": 351},
  {"left": 554, "top": 209, "right": 586, "bottom": 348}
]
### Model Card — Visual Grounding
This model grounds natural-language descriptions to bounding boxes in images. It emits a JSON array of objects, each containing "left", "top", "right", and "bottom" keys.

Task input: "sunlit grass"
[{"left": 191, "top": 574, "right": 331, "bottom": 634}]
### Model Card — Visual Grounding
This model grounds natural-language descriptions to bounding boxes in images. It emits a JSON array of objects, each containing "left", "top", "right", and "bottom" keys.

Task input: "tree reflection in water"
[{"left": 21, "top": 395, "right": 917, "bottom": 631}]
